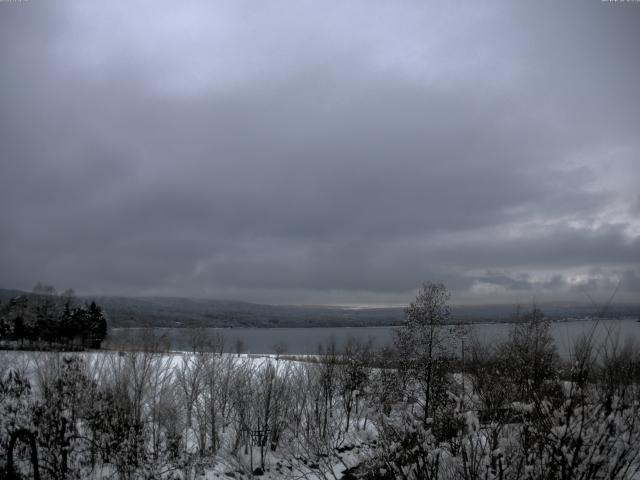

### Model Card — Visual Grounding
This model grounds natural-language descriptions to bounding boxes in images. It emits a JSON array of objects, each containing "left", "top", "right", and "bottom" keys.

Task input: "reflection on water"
[{"left": 105, "top": 318, "right": 639, "bottom": 358}]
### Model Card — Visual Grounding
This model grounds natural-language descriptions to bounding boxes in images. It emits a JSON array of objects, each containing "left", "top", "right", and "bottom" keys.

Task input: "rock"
[
  {"left": 341, "top": 465, "right": 360, "bottom": 480},
  {"left": 336, "top": 444, "right": 355, "bottom": 453}
]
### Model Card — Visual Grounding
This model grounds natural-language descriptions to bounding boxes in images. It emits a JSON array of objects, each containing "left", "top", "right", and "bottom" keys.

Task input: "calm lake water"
[{"left": 106, "top": 318, "right": 639, "bottom": 358}]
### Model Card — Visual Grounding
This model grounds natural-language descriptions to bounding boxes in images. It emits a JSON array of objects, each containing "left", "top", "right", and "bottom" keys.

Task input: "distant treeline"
[
  {"left": 0, "top": 284, "right": 107, "bottom": 349},
  {"left": 0, "top": 287, "right": 638, "bottom": 330}
]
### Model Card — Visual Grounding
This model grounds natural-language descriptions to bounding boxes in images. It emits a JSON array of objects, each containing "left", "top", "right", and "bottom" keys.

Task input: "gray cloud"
[{"left": 1, "top": 0, "right": 639, "bottom": 305}]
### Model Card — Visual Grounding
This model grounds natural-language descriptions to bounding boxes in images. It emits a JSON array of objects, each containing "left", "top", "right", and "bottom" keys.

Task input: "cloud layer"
[{"left": 1, "top": 0, "right": 639, "bottom": 305}]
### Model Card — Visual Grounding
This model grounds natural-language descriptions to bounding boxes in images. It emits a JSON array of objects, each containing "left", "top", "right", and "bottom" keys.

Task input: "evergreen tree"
[
  {"left": 87, "top": 301, "right": 107, "bottom": 348},
  {"left": 59, "top": 303, "right": 75, "bottom": 346},
  {"left": 0, "top": 287, "right": 107, "bottom": 349}
]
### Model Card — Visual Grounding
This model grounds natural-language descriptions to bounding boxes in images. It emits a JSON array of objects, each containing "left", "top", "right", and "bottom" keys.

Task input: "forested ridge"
[{"left": 2, "top": 288, "right": 637, "bottom": 329}]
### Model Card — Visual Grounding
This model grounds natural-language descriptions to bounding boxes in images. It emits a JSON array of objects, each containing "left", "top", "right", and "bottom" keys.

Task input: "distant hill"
[
  {"left": 89, "top": 295, "right": 406, "bottom": 328},
  {"left": 1, "top": 288, "right": 638, "bottom": 328}
]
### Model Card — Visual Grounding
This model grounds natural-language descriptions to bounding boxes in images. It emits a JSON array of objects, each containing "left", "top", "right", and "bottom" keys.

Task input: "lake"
[{"left": 105, "top": 318, "right": 639, "bottom": 358}]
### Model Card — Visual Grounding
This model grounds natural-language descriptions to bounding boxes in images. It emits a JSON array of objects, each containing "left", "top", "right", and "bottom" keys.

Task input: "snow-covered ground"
[{"left": 0, "top": 349, "right": 380, "bottom": 479}]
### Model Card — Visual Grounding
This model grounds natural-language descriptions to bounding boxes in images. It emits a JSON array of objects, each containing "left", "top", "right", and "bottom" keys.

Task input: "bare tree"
[
  {"left": 502, "top": 306, "right": 559, "bottom": 402},
  {"left": 395, "top": 281, "right": 453, "bottom": 425},
  {"left": 175, "top": 351, "right": 205, "bottom": 454},
  {"left": 337, "top": 338, "right": 371, "bottom": 432}
]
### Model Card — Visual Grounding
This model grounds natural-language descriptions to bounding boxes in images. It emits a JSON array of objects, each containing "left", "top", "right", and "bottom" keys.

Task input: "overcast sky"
[{"left": 1, "top": 0, "right": 639, "bottom": 306}]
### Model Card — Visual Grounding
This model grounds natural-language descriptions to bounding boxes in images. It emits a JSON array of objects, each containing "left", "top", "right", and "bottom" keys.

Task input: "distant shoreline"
[{"left": 108, "top": 316, "right": 639, "bottom": 330}]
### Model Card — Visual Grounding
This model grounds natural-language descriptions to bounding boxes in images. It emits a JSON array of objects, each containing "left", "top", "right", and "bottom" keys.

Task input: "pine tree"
[{"left": 87, "top": 301, "right": 107, "bottom": 348}]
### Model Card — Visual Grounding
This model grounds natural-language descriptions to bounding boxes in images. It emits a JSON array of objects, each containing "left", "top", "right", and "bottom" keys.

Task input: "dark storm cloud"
[{"left": 1, "top": 0, "right": 639, "bottom": 305}]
